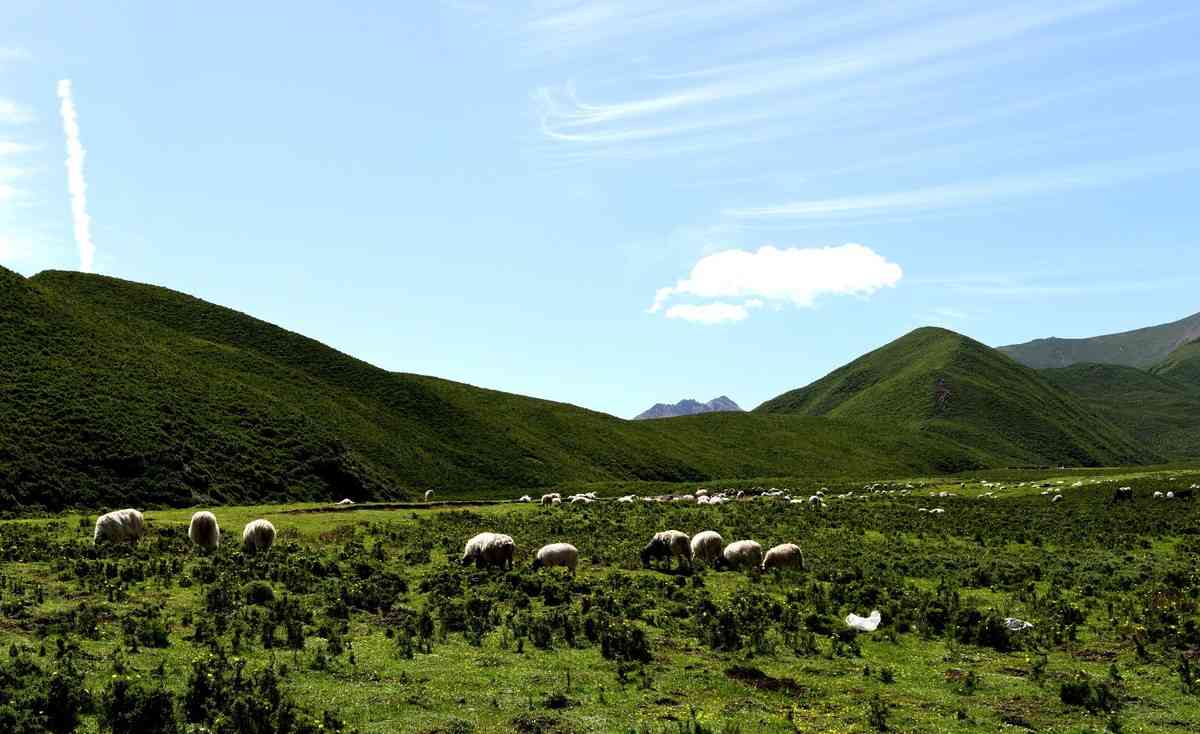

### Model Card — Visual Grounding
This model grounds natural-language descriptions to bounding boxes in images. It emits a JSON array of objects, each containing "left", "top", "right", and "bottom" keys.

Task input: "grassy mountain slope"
[
  {"left": 1, "top": 268, "right": 978, "bottom": 509},
  {"left": 756, "top": 327, "right": 1154, "bottom": 467},
  {"left": 999, "top": 311, "right": 1200, "bottom": 369},
  {"left": 1041, "top": 363, "right": 1200, "bottom": 459},
  {"left": 1150, "top": 338, "right": 1200, "bottom": 387}
]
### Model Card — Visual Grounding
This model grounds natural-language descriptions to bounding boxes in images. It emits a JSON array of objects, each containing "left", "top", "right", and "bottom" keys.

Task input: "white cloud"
[
  {"left": 0, "top": 98, "right": 34, "bottom": 125},
  {"left": 57, "top": 79, "right": 96, "bottom": 273},
  {"left": 649, "top": 244, "right": 903, "bottom": 321},
  {"left": 664, "top": 301, "right": 757, "bottom": 325}
]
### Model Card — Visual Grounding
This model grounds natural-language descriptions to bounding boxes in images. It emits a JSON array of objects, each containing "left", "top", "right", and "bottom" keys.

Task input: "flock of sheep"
[{"left": 92, "top": 508, "right": 276, "bottom": 552}]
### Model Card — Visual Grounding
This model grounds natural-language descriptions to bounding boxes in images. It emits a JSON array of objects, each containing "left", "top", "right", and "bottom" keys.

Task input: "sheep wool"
[
  {"left": 532, "top": 543, "right": 578, "bottom": 573},
  {"left": 424, "top": 490, "right": 434, "bottom": 501},
  {"left": 188, "top": 511, "right": 221, "bottom": 550},
  {"left": 846, "top": 610, "right": 882, "bottom": 632},
  {"left": 722, "top": 540, "right": 763, "bottom": 570},
  {"left": 641, "top": 530, "right": 691, "bottom": 569},
  {"left": 242, "top": 519, "right": 276, "bottom": 553},
  {"left": 93, "top": 509, "right": 146, "bottom": 545},
  {"left": 462, "top": 532, "right": 515, "bottom": 569},
  {"left": 690, "top": 530, "right": 724, "bottom": 566},
  {"left": 762, "top": 543, "right": 804, "bottom": 571}
]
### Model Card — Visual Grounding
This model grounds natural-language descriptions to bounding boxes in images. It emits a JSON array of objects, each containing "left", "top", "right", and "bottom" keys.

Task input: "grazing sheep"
[
  {"left": 845, "top": 610, "right": 882, "bottom": 632},
  {"left": 541, "top": 493, "right": 560, "bottom": 506},
  {"left": 1166, "top": 491, "right": 1176, "bottom": 499},
  {"left": 695, "top": 489, "right": 709, "bottom": 497},
  {"left": 1153, "top": 491, "right": 1164, "bottom": 499},
  {"left": 672, "top": 494, "right": 695, "bottom": 503},
  {"left": 640, "top": 530, "right": 691, "bottom": 571},
  {"left": 461, "top": 532, "right": 515, "bottom": 570},
  {"left": 1051, "top": 494, "right": 1063, "bottom": 503},
  {"left": 736, "top": 490, "right": 745, "bottom": 500},
  {"left": 424, "top": 489, "right": 434, "bottom": 501},
  {"left": 336, "top": 498, "right": 355, "bottom": 506},
  {"left": 722, "top": 540, "right": 763, "bottom": 571},
  {"left": 242, "top": 519, "right": 276, "bottom": 553},
  {"left": 690, "top": 531, "right": 724, "bottom": 567},
  {"left": 551, "top": 497, "right": 562, "bottom": 506},
  {"left": 929, "top": 508, "right": 945, "bottom": 515},
  {"left": 808, "top": 495, "right": 824, "bottom": 508},
  {"left": 518, "top": 495, "right": 532, "bottom": 503},
  {"left": 1113, "top": 487, "right": 1133, "bottom": 503},
  {"left": 762, "top": 543, "right": 804, "bottom": 571},
  {"left": 93, "top": 509, "right": 146, "bottom": 545},
  {"left": 188, "top": 511, "right": 220, "bottom": 550},
  {"left": 617, "top": 495, "right": 637, "bottom": 503},
  {"left": 531, "top": 543, "right": 578, "bottom": 574}
]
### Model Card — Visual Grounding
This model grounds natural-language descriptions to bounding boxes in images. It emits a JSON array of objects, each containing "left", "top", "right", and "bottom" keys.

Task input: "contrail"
[{"left": 56, "top": 79, "right": 94, "bottom": 273}]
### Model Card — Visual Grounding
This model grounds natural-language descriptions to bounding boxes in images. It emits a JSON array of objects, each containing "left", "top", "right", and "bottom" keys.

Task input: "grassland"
[
  {"left": 3, "top": 267, "right": 989, "bottom": 512},
  {"left": 1042, "top": 363, "right": 1200, "bottom": 459},
  {"left": 756, "top": 328, "right": 1152, "bottom": 468},
  {"left": 2, "top": 467, "right": 1199, "bottom": 732}
]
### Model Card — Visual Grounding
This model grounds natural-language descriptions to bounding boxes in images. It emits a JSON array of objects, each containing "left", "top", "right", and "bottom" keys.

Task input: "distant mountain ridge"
[
  {"left": 1, "top": 267, "right": 979, "bottom": 510},
  {"left": 635, "top": 396, "right": 742, "bottom": 420},
  {"left": 1000, "top": 311, "right": 1200, "bottom": 369}
]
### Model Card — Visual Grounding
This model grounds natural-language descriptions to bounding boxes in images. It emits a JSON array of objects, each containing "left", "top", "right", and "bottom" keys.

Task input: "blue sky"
[{"left": 2, "top": 1, "right": 1199, "bottom": 418}]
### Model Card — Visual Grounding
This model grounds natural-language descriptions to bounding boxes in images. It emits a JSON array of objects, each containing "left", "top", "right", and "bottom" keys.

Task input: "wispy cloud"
[
  {"left": 650, "top": 244, "right": 902, "bottom": 323},
  {"left": 664, "top": 301, "right": 759, "bottom": 325},
  {"left": 0, "top": 234, "right": 34, "bottom": 261},
  {"left": 0, "top": 98, "right": 34, "bottom": 125},
  {"left": 0, "top": 141, "right": 34, "bottom": 156},
  {"left": 726, "top": 150, "right": 1200, "bottom": 222},
  {"left": 57, "top": 80, "right": 96, "bottom": 274},
  {"left": 534, "top": 0, "right": 1127, "bottom": 158},
  {"left": 939, "top": 274, "right": 1200, "bottom": 298}
]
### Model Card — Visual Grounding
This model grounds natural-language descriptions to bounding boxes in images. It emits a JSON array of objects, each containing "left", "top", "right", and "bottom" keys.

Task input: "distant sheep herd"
[{"left": 89, "top": 481, "right": 1193, "bottom": 581}]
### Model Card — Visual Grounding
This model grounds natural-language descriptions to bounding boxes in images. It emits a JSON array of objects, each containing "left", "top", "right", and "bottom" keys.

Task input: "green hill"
[
  {"left": 1150, "top": 338, "right": 1200, "bottom": 387},
  {"left": 999, "top": 310, "right": 1200, "bottom": 369},
  {"left": 756, "top": 327, "right": 1154, "bottom": 467},
  {"left": 1040, "top": 362, "right": 1200, "bottom": 459},
  {"left": 1, "top": 267, "right": 978, "bottom": 510}
]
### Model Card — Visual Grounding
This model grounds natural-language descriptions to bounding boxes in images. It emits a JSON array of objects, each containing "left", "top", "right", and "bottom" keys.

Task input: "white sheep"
[
  {"left": 930, "top": 508, "right": 945, "bottom": 515},
  {"left": 541, "top": 493, "right": 560, "bottom": 506},
  {"left": 762, "top": 543, "right": 804, "bottom": 571},
  {"left": 690, "top": 530, "right": 724, "bottom": 566},
  {"left": 518, "top": 495, "right": 532, "bottom": 503},
  {"left": 424, "top": 489, "right": 434, "bottom": 501},
  {"left": 641, "top": 530, "right": 691, "bottom": 570},
  {"left": 551, "top": 497, "right": 562, "bottom": 506},
  {"left": 461, "top": 532, "right": 515, "bottom": 569},
  {"left": 93, "top": 509, "right": 146, "bottom": 545},
  {"left": 188, "top": 511, "right": 220, "bottom": 550},
  {"left": 242, "top": 519, "right": 276, "bottom": 553},
  {"left": 336, "top": 498, "right": 355, "bottom": 506},
  {"left": 1153, "top": 491, "right": 1164, "bottom": 498},
  {"left": 845, "top": 610, "right": 882, "bottom": 632},
  {"left": 1051, "top": 494, "right": 1063, "bottom": 503},
  {"left": 617, "top": 495, "right": 636, "bottom": 503},
  {"left": 672, "top": 494, "right": 695, "bottom": 503},
  {"left": 695, "top": 489, "right": 709, "bottom": 497},
  {"left": 722, "top": 540, "right": 763, "bottom": 571},
  {"left": 531, "top": 543, "right": 578, "bottom": 574}
]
